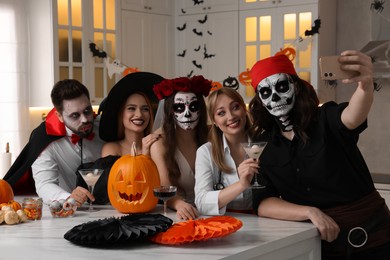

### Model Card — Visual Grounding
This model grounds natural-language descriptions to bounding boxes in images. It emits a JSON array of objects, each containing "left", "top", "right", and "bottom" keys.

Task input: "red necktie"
[{"left": 70, "top": 132, "right": 95, "bottom": 145}]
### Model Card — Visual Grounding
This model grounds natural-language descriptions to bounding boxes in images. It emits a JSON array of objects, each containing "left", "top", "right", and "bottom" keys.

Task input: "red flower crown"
[{"left": 153, "top": 75, "right": 212, "bottom": 100}]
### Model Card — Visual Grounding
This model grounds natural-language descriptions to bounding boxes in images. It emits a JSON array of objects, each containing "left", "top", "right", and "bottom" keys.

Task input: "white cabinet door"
[
  {"left": 121, "top": 0, "right": 172, "bottom": 15},
  {"left": 121, "top": 10, "right": 173, "bottom": 77},
  {"left": 177, "top": 0, "right": 238, "bottom": 15},
  {"left": 175, "top": 11, "right": 238, "bottom": 83},
  {"left": 239, "top": 0, "right": 317, "bottom": 10}
]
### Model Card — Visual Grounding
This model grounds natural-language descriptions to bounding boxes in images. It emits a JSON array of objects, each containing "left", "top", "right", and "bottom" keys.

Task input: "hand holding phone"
[{"left": 319, "top": 56, "right": 359, "bottom": 80}]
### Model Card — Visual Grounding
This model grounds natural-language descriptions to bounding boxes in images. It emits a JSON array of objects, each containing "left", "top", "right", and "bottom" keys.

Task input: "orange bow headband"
[{"left": 250, "top": 55, "right": 297, "bottom": 91}]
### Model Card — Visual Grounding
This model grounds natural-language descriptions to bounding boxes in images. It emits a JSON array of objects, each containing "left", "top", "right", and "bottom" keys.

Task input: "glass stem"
[
  {"left": 89, "top": 185, "right": 94, "bottom": 209},
  {"left": 163, "top": 201, "right": 167, "bottom": 216}
]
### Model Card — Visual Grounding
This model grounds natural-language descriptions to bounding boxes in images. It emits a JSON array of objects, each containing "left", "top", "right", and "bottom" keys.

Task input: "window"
[{"left": 54, "top": 0, "right": 117, "bottom": 104}]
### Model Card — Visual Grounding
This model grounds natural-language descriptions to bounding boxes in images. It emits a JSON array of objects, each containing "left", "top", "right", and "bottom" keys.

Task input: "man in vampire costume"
[{"left": 3, "top": 79, "right": 105, "bottom": 207}]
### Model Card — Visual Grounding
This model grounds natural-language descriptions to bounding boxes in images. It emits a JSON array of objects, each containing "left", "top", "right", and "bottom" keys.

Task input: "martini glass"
[
  {"left": 153, "top": 186, "right": 177, "bottom": 216},
  {"left": 78, "top": 169, "right": 104, "bottom": 211},
  {"left": 241, "top": 142, "right": 268, "bottom": 189}
]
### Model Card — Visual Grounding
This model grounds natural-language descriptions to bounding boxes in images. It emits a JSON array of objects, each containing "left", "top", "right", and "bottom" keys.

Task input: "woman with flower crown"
[{"left": 150, "top": 75, "right": 212, "bottom": 220}]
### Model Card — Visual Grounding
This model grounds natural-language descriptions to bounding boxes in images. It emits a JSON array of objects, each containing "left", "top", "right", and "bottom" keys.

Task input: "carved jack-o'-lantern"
[
  {"left": 239, "top": 70, "right": 252, "bottom": 86},
  {"left": 108, "top": 152, "right": 160, "bottom": 213},
  {"left": 223, "top": 76, "right": 239, "bottom": 90}
]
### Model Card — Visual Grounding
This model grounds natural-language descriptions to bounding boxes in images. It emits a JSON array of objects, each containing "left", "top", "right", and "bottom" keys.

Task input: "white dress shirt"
[
  {"left": 195, "top": 135, "right": 252, "bottom": 215},
  {"left": 32, "top": 120, "right": 104, "bottom": 204}
]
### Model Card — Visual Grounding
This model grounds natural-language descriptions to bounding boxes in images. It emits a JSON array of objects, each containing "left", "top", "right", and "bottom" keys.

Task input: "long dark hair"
[
  {"left": 162, "top": 93, "right": 208, "bottom": 185},
  {"left": 249, "top": 75, "right": 319, "bottom": 142}
]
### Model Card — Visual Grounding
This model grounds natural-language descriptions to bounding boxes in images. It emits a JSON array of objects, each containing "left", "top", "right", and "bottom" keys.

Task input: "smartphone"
[{"left": 319, "top": 56, "right": 358, "bottom": 80}]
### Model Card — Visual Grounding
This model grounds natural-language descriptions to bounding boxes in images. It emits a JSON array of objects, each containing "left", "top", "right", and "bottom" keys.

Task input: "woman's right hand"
[
  {"left": 173, "top": 199, "right": 199, "bottom": 220},
  {"left": 141, "top": 133, "right": 161, "bottom": 156},
  {"left": 237, "top": 158, "right": 260, "bottom": 188}
]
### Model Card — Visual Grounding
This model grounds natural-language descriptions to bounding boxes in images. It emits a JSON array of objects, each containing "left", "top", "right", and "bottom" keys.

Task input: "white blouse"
[{"left": 194, "top": 135, "right": 252, "bottom": 215}]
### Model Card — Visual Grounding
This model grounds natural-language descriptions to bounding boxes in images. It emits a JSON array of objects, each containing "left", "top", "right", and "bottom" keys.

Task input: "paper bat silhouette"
[
  {"left": 187, "top": 70, "right": 194, "bottom": 78},
  {"left": 193, "top": 28, "right": 203, "bottom": 36},
  {"left": 198, "top": 15, "right": 208, "bottom": 24},
  {"left": 177, "top": 50, "right": 186, "bottom": 57},
  {"left": 305, "top": 19, "right": 321, "bottom": 36},
  {"left": 181, "top": 9, "right": 186, "bottom": 14},
  {"left": 203, "top": 45, "right": 215, "bottom": 59},
  {"left": 194, "top": 45, "right": 201, "bottom": 52},
  {"left": 207, "top": 31, "right": 213, "bottom": 36},
  {"left": 89, "top": 43, "right": 107, "bottom": 58},
  {"left": 193, "top": 0, "right": 204, "bottom": 5},
  {"left": 177, "top": 23, "right": 187, "bottom": 31},
  {"left": 192, "top": 60, "right": 202, "bottom": 69}
]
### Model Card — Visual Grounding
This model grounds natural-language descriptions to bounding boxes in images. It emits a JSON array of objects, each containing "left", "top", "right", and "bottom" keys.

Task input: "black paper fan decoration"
[{"left": 64, "top": 213, "right": 173, "bottom": 246}]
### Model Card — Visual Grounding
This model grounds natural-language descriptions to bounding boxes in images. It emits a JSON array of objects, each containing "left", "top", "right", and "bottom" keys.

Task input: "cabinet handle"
[
  {"left": 203, "top": 7, "right": 206, "bottom": 10},
  {"left": 208, "top": 6, "right": 211, "bottom": 10},
  {"left": 144, "top": 6, "right": 147, "bottom": 9},
  {"left": 148, "top": 6, "right": 152, "bottom": 10}
]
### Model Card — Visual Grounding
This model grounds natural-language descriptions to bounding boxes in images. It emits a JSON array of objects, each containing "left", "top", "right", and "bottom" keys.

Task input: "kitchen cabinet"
[
  {"left": 121, "top": 6, "right": 173, "bottom": 78},
  {"left": 239, "top": 0, "right": 317, "bottom": 10},
  {"left": 121, "top": 0, "right": 172, "bottom": 15},
  {"left": 239, "top": 0, "right": 337, "bottom": 103},
  {"left": 175, "top": 7, "right": 238, "bottom": 83},
  {"left": 29, "top": 0, "right": 55, "bottom": 107},
  {"left": 176, "top": 0, "right": 238, "bottom": 15}
]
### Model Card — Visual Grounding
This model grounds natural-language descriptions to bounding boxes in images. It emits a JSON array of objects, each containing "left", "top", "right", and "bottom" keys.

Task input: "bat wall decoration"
[
  {"left": 305, "top": 19, "right": 321, "bottom": 36},
  {"left": 193, "top": 0, "right": 204, "bottom": 5},
  {"left": 193, "top": 28, "right": 203, "bottom": 36},
  {"left": 203, "top": 45, "right": 215, "bottom": 59},
  {"left": 177, "top": 50, "right": 186, "bottom": 57},
  {"left": 89, "top": 43, "right": 107, "bottom": 58},
  {"left": 198, "top": 15, "right": 208, "bottom": 24},
  {"left": 192, "top": 60, "right": 202, "bottom": 69},
  {"left": 177, "top": 23, "right": 187, "bottom": 31},
  {"left": 194, "top": 45, "right": 201, "bottom": 52}
]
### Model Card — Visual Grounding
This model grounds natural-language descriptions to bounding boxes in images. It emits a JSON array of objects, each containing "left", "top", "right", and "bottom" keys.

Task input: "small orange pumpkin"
[
  {"left": 0, "top": 200, "right": 21, "bottom": 211},
  {"left": 0, "top": 179, "right": 14, "bottom": 204},
  {"left": 108, "top": 145, "right": 160, "bottom": 213},
  {"left": 210, "top": 81, "right": 222, "bottom": 92}
]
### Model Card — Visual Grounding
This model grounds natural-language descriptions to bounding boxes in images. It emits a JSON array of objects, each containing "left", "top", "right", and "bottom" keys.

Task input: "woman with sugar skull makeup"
[
  {"left": 150, "top": 76, "right": 212, "bottom": 220},
  {"left": 249, "top": 51, "right": 390, "bottom": 259}
]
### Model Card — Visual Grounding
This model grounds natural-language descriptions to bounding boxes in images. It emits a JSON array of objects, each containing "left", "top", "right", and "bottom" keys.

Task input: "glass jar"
[{"left": 22, "top": 197, "right": 43, "bottom": 220}]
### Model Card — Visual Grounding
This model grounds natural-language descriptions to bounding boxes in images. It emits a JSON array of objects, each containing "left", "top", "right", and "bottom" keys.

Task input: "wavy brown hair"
[
  {"left": 162, "top": 93, "right": 208, "bottom": 185},
  {"left": 207, "top": 88, "right": 253, "bottom": 173},
  {"left": 249, "top": 75, "right": 319, "bottom": 143}
]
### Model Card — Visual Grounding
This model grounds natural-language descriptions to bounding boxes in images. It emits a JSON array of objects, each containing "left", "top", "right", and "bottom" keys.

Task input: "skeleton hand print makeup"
[
  {"left": 257, "top": 73, "right": 295, "bottom": 131},
  {"left": 173, "top": 91, "right": 200, "bottom": 130}
]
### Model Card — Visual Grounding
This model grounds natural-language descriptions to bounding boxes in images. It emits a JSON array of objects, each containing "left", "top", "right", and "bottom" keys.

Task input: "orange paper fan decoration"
[{"left": 150, "top": 216, "right": 243, "bottom": 245}]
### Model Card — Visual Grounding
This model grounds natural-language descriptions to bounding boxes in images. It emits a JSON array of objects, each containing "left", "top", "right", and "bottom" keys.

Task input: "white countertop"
[{"left": 1, "top": 197, "right": 321, "bottom": 260}]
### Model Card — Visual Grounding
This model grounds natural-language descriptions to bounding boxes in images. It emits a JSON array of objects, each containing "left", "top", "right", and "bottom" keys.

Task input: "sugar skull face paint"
[
  {"left": 173, "top": 91, "right": 200, "bottom": 130},
  {"left": 256, "top": 73, "right": 295, "bottom": 118}
]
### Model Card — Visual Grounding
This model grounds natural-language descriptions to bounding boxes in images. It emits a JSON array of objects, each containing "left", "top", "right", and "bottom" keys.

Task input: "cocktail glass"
[
  {"left": 78, "top": 169, "right": 104, "bottom": 211},
  {"left": 241, "top": 142, "right": 268, "bottom": 189},
  {"left": 153, "top": 186, "right": 177, "bottom": 216}
]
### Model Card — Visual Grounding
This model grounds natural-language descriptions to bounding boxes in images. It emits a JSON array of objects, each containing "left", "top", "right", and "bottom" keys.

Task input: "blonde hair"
[{"left": 206, "top": 88, "right": 252, "bottom": 173}]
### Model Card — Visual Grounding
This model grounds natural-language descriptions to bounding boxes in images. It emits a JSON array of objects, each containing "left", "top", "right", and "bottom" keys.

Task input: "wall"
[{"left": 336, "top": 0, "right": 390, "bottom": 175}]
